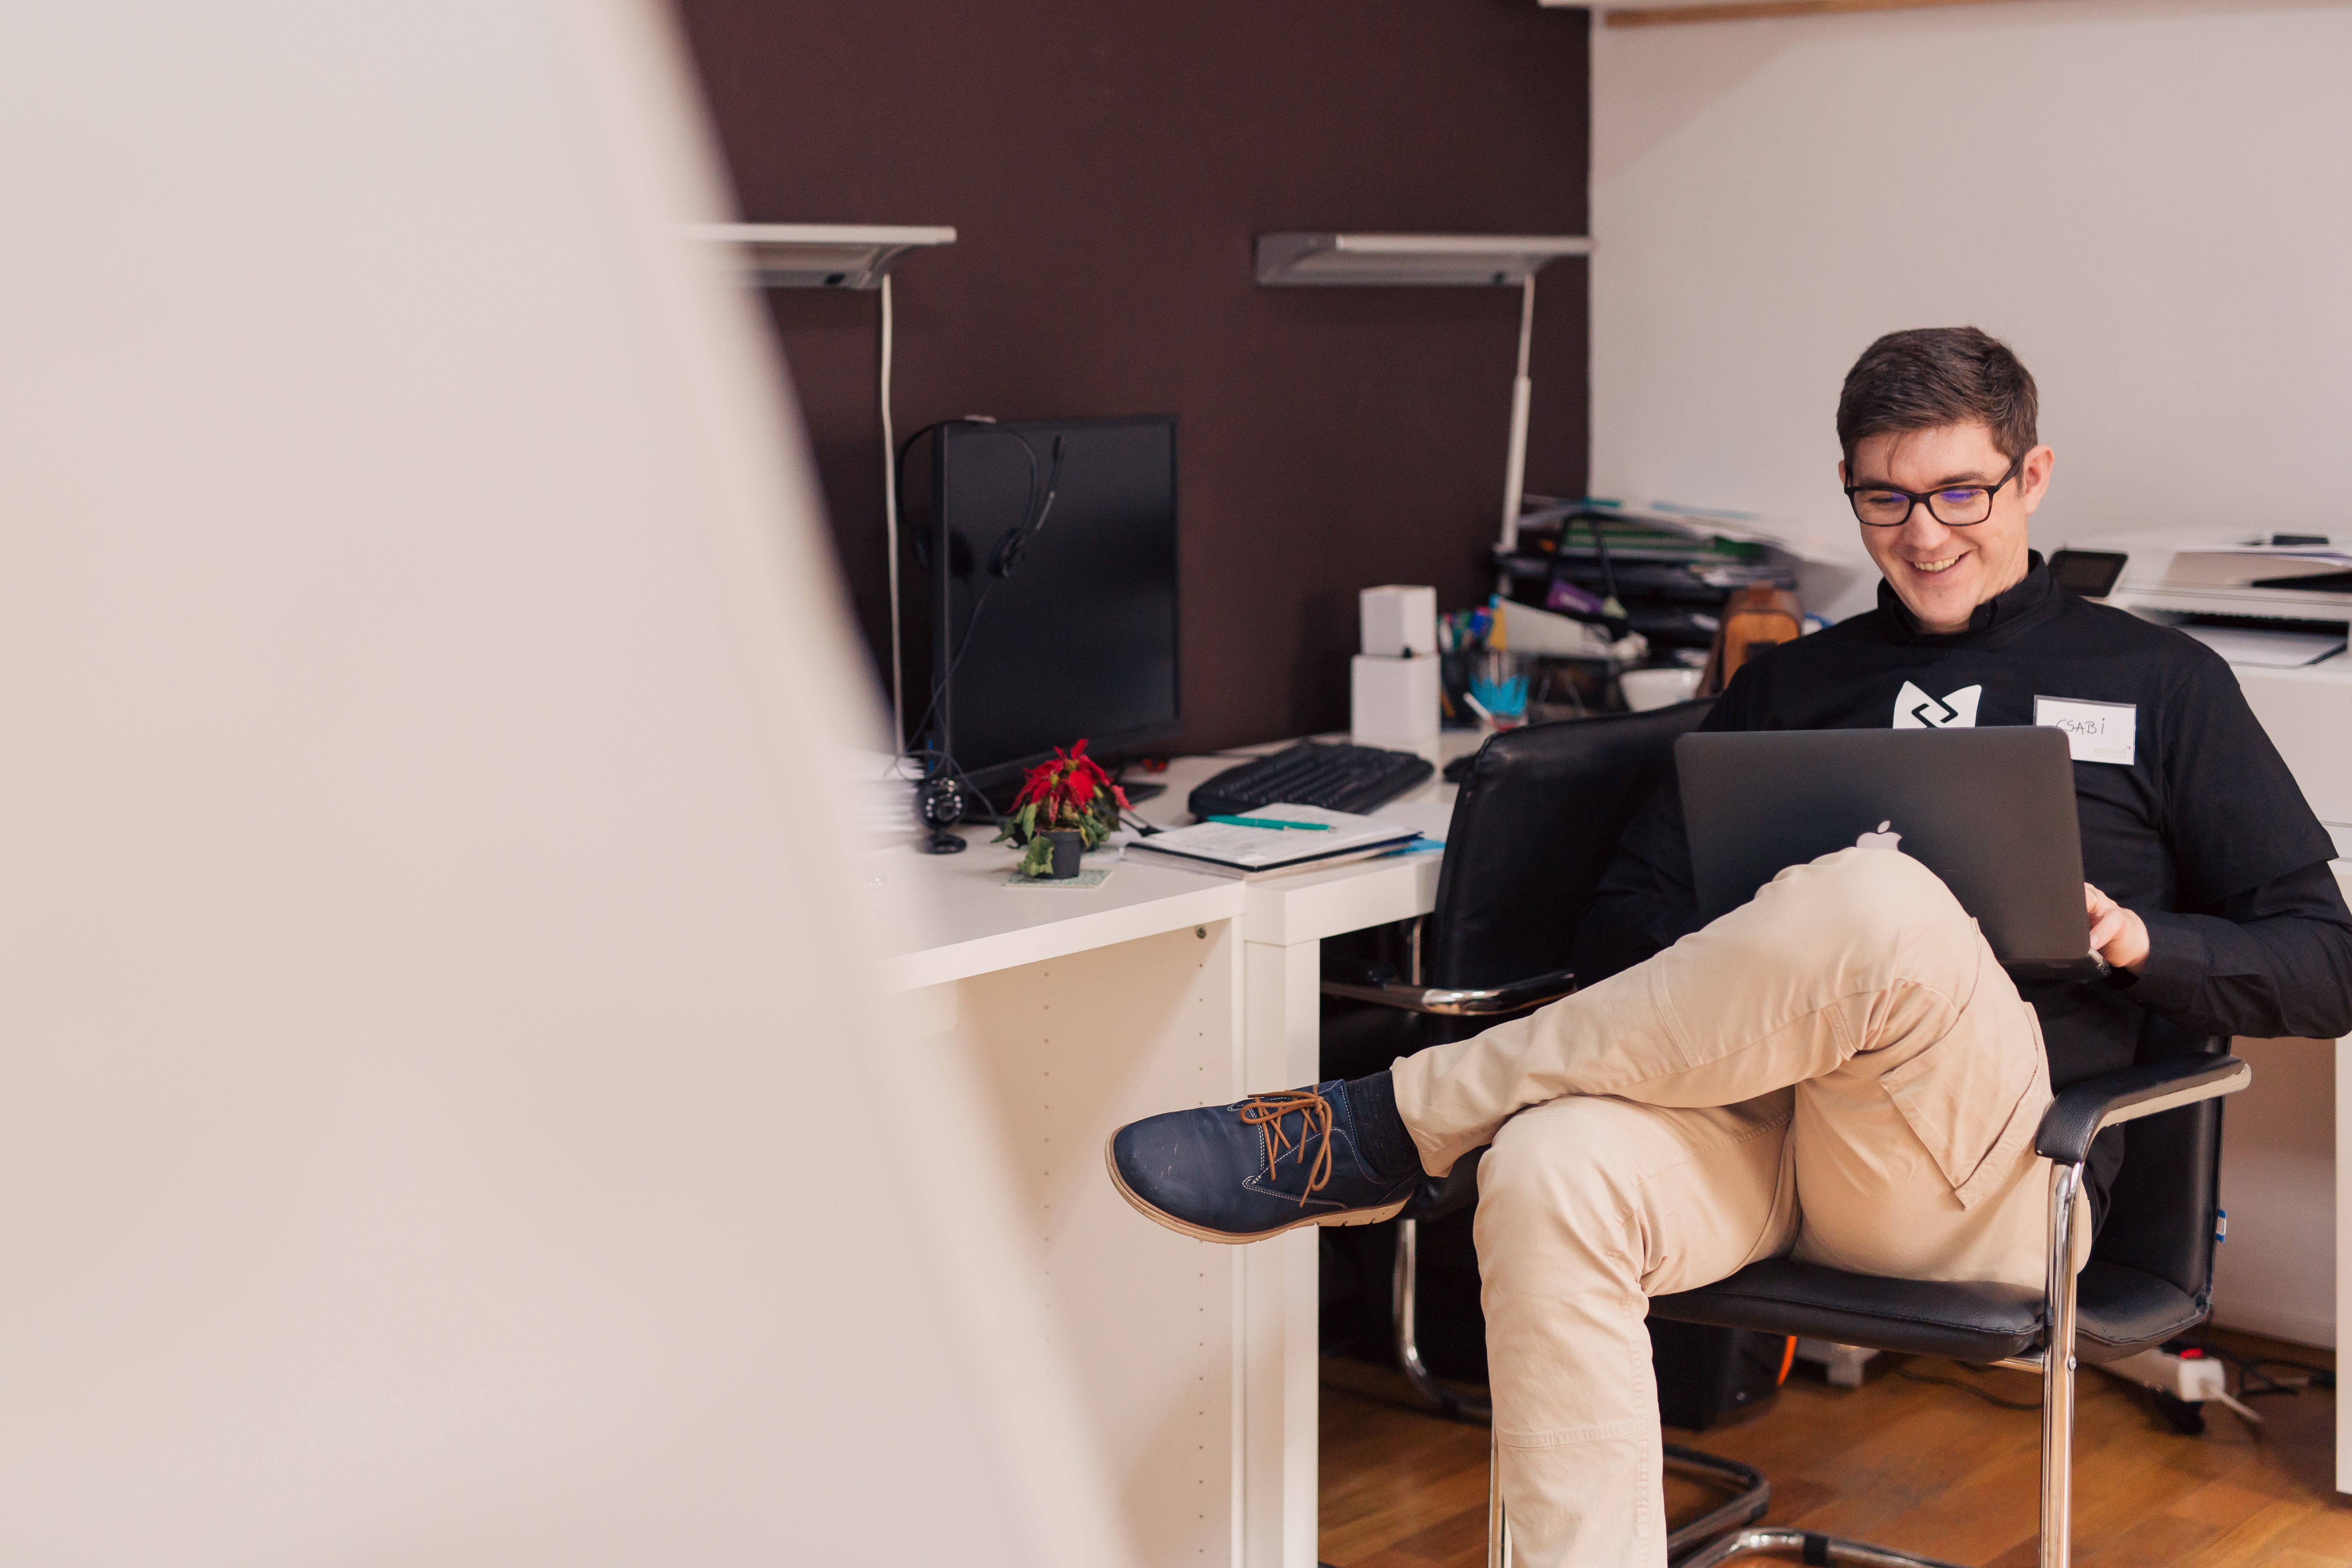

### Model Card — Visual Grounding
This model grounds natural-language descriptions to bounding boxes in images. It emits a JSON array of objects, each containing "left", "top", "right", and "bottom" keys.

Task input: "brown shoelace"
[{"left": 1239, "top": 1087, "right": 1334, "bottom": 1206}]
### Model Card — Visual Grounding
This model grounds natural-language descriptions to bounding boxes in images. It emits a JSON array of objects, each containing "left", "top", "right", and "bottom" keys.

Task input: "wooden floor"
[{"left": 1321, "top": 1331, "right": 2347, "bottom": 1568}]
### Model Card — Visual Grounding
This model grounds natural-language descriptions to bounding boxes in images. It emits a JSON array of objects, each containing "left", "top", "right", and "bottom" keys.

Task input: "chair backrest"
[
  {"left": 2092, "top": 1016, "right": 2228, "bottom": 1312},
  {"left": 1427, "top": 699, "right": 1714, "bottom": 996}
]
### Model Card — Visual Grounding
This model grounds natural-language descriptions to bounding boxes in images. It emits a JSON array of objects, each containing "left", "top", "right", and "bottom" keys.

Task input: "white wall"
[
  {"left": 1592, "top": 0, "right": 2352, "bottom": 621},
  {"left": 0, "top": 2, "right": 1130, "bottom": 1562},
  {"left": 2214, "top": 1037, "right": 2336, "bottom": 1348},
  {"left": 1592, "top": 0, "right": 2352, "bottom": 1346}
]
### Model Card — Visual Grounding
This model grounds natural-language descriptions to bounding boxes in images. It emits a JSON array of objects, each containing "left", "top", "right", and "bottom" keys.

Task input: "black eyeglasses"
[{"left": 1844, "top": 456, "right": 2022, "bottom": 528}]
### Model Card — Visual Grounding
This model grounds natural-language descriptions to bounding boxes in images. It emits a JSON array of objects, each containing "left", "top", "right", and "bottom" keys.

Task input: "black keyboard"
[{"left": 1188, "top": 742, "right": 1435, "bottom": 820}]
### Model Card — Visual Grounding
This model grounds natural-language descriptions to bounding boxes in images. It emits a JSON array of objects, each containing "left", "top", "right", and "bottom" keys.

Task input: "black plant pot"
[{"left": 1045, "top": 829, "right": 1084, "bottom": 879}]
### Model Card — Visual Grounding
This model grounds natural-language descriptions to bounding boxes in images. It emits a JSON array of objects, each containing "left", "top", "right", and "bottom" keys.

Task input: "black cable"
[
  {"left": 896, "top": 577, "right": 996, "bottom": 759},
  {"left": 888, "top": 419, "right": 1050, "bottom": 775},
  {"left": 2245, "top": 1356, "right": 2335, "bottom": 1384},
  {"left": 904, "top": 438, "right": 1065, "bottom": 753},
  {"left": 1107, "top": 756, "right": 1167, "bottom": 835},
  {"left": 1587, "top": 514, "right": 1622, "bottom": 608},
  {"left": 987, "top": 434, "right": 1064, "bottom": 579},
  {"left": 1897, "top": 1362, "right": 2041, "bottom": 1411}
]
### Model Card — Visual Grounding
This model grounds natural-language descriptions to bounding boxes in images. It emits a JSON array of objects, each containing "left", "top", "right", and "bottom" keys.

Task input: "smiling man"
[
  {"left": 1844, "top": 338, "right": 2049, "bottom": 631},
  {"left": 1105, "top": 328, "right": 2352, "bottom": 1567}
]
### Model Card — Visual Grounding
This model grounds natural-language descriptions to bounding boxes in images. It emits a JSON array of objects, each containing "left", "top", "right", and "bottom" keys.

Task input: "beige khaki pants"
[{"left": 1390, "top": 848, "right": 2080, "bottom": 1568}]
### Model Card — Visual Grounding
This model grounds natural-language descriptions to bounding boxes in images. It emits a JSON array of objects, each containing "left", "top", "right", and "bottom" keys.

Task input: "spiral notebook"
[{"left": 1122, "top": 804, "right": 1421, "bottom": 880}]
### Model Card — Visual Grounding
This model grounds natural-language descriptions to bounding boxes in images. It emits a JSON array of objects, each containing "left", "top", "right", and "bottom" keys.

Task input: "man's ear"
[
  {"left": 1838, "top": 458, "right": 1849, "bottom": 488},
  {"left": 2017, "top": 444, "right": 2056, "bottom": 514}
]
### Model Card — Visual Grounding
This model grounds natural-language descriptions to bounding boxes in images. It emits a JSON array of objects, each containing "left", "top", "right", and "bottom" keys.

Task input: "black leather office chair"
[
  {"left": 1325, "top": 705, "right": 2252, "bottom": 1567},
  {"left": 1323, "top": 702, "right": 1775, "bottom": 1555}
]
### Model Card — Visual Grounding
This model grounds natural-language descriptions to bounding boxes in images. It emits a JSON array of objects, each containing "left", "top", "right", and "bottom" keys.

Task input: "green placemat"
[{"left": 1004, "top": 867, "right": 1112, "bottom": 889}]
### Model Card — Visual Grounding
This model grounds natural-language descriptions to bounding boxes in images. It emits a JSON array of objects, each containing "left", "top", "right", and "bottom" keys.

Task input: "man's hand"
[{"left": 2085, "top": 882, "right": 2150, "bottom": 973}]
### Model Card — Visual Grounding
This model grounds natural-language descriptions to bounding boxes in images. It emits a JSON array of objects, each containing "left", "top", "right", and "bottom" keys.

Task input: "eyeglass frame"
[{"left": 1842, "top": 454, "right": 2024, "bottom": 528}]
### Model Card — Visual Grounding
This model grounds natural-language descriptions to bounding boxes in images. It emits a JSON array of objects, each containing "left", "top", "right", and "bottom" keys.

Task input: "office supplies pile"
[{"left": 1496, "top": 501, "right": 1803, "bottom": 661}]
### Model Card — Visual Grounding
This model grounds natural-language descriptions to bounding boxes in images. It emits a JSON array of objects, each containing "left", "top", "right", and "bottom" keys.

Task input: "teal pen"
[{"left": 1206, "top": 813, "right": 1332, "bottom": 831}]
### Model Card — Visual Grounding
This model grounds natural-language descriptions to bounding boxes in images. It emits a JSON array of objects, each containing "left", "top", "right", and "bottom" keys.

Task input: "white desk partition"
[{"left": 0, "top": 5, "right": 1135, "bottom": 1565}]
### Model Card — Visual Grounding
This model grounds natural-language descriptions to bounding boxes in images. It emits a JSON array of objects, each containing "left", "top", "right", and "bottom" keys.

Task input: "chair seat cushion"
[
  {"left": 1650, "top": 1258, "right": 2043, "bottom": 1361},
  {"left": 2072, "top": 1261, "right": 2206, "bottom": 1363},
  {"left": 1650, "top": 1257, "right": 2202, "bottom": 1366}
]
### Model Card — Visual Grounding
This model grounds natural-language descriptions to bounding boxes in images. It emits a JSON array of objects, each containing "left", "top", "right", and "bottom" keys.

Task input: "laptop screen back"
[{"left": 1676, "top": 727, "right": 2090, "bottom": 974}]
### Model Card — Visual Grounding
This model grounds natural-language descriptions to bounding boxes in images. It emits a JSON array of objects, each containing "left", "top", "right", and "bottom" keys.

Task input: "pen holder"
[{"left": 1467, "top": 648, "right": 1533, "bottom": 729}]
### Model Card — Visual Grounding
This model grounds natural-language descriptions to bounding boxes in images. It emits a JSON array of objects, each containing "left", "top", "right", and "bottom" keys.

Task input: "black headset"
[{"left": 899, "top": 419, "right": 1065, "bottom": 580}]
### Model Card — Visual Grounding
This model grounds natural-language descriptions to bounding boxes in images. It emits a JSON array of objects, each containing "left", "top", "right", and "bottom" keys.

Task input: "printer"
[{"left": 2057, "top": 531, "right": 2352, "bottom": 858}]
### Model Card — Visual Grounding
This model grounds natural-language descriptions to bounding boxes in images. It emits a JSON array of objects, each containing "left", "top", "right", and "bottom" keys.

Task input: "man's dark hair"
[{"left": 1837, "top": 327, "right": 2038, "bottom": 467}]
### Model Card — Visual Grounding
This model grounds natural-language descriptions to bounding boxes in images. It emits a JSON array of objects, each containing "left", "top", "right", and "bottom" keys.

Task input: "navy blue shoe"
[{"left": 1105, "top": 1080, "right": 1419, "bottom": 1243}]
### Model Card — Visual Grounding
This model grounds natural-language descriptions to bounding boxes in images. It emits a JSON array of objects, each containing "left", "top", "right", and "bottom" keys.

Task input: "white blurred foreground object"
[{"left": 0, "top": 5, "right": 1129, "bottom": 1568}]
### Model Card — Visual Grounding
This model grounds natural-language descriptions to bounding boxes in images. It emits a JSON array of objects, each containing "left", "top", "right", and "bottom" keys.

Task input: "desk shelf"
[
  {"left": 694, "top": 222, "right": 955, "bottom": 290},
  {"left": 1253, "top": 232, "right": 1589, "bottom": 288}
]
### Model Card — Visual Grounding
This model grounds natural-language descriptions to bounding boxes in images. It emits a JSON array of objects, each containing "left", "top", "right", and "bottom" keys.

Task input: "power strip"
[{"left": 2096, "top": 1344, "right": 2261, "bottom": 1428}]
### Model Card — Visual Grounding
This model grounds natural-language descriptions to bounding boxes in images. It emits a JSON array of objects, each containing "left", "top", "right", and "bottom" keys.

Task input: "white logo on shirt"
[{"left": 1892, "top": 681, "right": 1981, "bottom": 729}]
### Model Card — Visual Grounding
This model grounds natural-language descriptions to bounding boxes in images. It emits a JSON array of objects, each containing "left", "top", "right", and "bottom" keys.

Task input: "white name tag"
[{"left": 2034, "top": 696, "right": 2137, "bottom": 765}]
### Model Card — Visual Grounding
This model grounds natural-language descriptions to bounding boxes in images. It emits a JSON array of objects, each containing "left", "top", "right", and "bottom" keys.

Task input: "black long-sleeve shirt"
[{"left": 1574, "top": 556, "right": 2352, "bottom": 1217}]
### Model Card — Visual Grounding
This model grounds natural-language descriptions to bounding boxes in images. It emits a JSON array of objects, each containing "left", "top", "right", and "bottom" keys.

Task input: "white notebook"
[{"left": 1122, "top": 803, "right": 1421, "bottom": 880}]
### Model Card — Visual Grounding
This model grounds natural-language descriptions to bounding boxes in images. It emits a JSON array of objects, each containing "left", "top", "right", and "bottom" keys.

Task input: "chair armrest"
[
  {"left": 2034, "top": 1054, "right": 2250, "bottom": 1165},
  {"left": 1318, "top": 969, "right": 1577, "bottom": 1017}
]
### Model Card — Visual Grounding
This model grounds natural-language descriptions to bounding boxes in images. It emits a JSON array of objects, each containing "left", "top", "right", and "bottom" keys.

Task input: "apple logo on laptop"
[{"left": 1856, "top": 820, "right": 1902, "bottom": 851}]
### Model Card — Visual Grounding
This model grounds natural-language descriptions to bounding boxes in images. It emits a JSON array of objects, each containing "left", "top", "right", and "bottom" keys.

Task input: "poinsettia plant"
[{"left": 994, "top": 739, "right": 1129, "bottom": 877}]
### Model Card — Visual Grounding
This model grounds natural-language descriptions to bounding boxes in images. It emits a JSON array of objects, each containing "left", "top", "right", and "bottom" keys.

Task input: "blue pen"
[{"left": 1206, "top": 813, "right": 1332, "bottom": 831}]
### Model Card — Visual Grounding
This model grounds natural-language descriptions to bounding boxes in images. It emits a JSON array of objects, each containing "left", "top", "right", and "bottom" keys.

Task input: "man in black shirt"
[
  {"left": 1106, "top": 329, "right": 2352, "bottom": 1567},
  {"left": 1582, "top": 336, "right": 2352, "bottom": 1224}
]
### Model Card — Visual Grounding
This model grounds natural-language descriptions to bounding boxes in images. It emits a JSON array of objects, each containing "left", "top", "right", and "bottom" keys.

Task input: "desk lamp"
[{"left": 695, "top": 222, "right": 956, "bottom": 751}]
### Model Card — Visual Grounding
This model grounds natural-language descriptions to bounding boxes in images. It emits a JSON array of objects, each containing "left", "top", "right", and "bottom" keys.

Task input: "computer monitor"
[{"left": 920, "top": 415, "right": 1180, "bottom": 796}]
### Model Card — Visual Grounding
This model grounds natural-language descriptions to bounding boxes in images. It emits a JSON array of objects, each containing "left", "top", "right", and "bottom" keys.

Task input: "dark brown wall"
[{"left": 676, "top": 1, "right": 1590, "bottom": 753}]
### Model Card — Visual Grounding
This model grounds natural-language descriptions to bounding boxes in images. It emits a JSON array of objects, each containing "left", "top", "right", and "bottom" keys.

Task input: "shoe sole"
[{"left": 1101, "top": 1134, "right": 1409, "bottom": 1245}]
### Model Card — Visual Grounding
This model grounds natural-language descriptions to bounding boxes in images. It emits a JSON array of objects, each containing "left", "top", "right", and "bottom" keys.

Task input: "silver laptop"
[{"left": 1676, "top": 727, "right": 2101, "bottom": 981}]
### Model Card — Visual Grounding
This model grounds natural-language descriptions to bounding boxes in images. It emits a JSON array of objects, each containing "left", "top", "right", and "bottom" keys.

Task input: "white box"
[
  {"left": 1351, "top": 653, "right": 1441, "bottom": 744},
  {"left": 1359, "top": 585, "right": 1437, "bottom": 658}
]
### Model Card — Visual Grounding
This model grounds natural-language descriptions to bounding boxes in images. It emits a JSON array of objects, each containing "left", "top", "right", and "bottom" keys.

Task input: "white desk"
[{"left": 881, "top": 735, "right": 1476, "bottom": 1568}]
